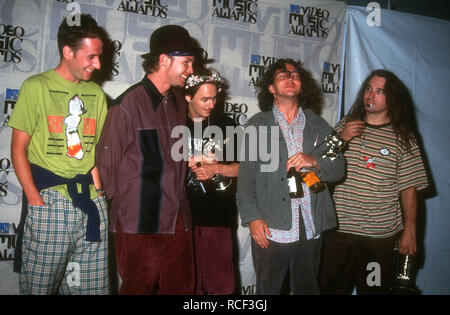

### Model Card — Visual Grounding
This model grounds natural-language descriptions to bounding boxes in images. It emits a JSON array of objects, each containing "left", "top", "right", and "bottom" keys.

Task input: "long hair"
[
  {"left": 256, "top": 58, "right": 323, "bottom": 114},
  {"left": 347, "top": 69, "right": 418, "bottom": 151}
]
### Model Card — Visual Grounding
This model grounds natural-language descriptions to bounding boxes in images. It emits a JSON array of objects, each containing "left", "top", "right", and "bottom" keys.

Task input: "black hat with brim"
[{"left": 141, "top": 24, "right": 206, "bottom": 60}]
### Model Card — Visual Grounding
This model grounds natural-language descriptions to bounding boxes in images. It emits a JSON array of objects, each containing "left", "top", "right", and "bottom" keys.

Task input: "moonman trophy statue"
[
  {"left": 199, "top": 136, "right": 232, "bottom": 192},
  {"left": 389, "top": 244, "right": 420, "bottom": 295}
]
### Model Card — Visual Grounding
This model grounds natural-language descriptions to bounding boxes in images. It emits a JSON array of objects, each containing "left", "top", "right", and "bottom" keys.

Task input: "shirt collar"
[
  {"left": 142, "top": 75, "right": 178, "bottom": 112},
  {"left": 272, "top": 104, "right": 305, "bottom": 130}
]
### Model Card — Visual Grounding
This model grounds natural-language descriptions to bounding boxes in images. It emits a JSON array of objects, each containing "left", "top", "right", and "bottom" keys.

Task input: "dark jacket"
[{"left": 237, "top": 109, "right": 345, "bottom": 234}]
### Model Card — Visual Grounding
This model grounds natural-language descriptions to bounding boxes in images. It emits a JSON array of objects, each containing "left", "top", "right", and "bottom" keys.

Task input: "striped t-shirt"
[{"left": 333, "top": 119, "right": 428, "bottom": 237}]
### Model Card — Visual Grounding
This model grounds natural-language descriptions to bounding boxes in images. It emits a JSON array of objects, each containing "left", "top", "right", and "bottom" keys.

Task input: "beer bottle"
[{"left": 287, "top": 167, "right": 304, "bottom": 198}]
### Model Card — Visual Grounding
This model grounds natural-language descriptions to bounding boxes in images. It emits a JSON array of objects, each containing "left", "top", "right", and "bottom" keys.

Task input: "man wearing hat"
[{"left": 96, "top": 25, "right": 204, "bottom": 294}]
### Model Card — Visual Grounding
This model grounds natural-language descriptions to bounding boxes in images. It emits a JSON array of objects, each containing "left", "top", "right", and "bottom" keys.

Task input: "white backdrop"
[
  {"left": 343, "top": 6, "right": 450, "bottom": 294},
  {"left": 0, "top": 0, "right": 345, "bottom": 294}
]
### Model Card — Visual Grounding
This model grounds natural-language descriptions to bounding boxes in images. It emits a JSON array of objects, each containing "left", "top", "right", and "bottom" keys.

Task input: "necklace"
[
  {"left": 191, "top": 116, "right": 210, "bottom": 127},
  {"left": 360, "top": 123, "right": 377, "bottom": 169},
  {"left": 162, "top": 95, "right": 168, "bottom": 106}
]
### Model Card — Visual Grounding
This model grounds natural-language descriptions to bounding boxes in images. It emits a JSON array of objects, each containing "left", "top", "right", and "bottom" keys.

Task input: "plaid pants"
[{"left": 19, "top": 189, "right": 109, "bottom": 295}]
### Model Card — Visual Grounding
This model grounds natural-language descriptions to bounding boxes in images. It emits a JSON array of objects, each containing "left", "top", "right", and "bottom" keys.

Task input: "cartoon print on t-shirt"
[{"left": 64, "top": 94, "right": 86, "bottom": 160}]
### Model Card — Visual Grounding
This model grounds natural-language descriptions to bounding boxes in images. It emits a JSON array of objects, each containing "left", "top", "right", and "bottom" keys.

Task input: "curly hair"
[
  {"left": 346, "top": 69, "right": 418, "bottom": 151},
  {"left": 256, "top": 58, "right": 323, "bottom": 114},
  {"left": 57, "top": 13, "right": 106, "bottom": 59}
]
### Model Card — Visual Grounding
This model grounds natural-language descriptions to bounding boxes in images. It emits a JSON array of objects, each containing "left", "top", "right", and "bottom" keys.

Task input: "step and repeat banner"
[{"left": 0, "top": 0, "right": 345, "bottom": 294}]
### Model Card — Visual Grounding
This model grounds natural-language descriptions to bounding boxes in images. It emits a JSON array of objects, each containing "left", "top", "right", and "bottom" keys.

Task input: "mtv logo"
[
  {"left": 290, "top": 5, "right": 300, "bottom": 14},
  {"left": 0, "top": 222, "right": 10, "bottom": 234},
  {"left": 6, "top": 88, "right": 19, "bottom": 101},
  {"left": 251, "top": 54, "right": 261, "bottom": 65},
  {"left": 323, "top": 62, "right": 331, "bottom": 72}
]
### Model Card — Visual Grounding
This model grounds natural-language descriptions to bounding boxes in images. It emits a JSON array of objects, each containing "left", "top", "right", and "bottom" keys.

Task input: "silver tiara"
[{"left": 185, "top": 71, "right": 222, "bottom": 92}]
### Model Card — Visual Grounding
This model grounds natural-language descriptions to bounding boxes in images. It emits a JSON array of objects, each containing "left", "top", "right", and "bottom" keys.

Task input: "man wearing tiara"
[{"left": 184, "top": 68, "right": 238, "bottom": 295}]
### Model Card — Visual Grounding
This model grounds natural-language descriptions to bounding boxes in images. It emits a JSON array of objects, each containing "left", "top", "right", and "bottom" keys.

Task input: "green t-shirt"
[{"left": 8, "top": 69, "right": 108, "bottom": 199}]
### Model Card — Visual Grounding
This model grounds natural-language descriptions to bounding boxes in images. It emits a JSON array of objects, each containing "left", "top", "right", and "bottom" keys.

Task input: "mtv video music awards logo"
[
  {"left": 322, "top": 62, "right": 340, "bottom": 94},
  {"left": 0, "top": 158, "right": 12, "bottom": 199},
  {"left": 111, "top": 40, "right": 123, "bottom": 77},
  {"left": 0, "top": 222, "right": 12, "bottom": 234},
  {"left": 0, "top": 24, "right": 25, "bottom": 63},
  {"left": 0, "top": 222, "right": 17, "bottom": 261},
  {"left": 224, "top": 101, "right": 248, "bottom": 126},
  {"left": 2, "top": 88, "right": 18, "bottom": 126},
  {"left": 0, "top": 156, "right": 22, "bottom": 213},
  {"left": 289, "top": 4, "right": 330, "bottom": 39},
  {"left": 212, "top": 0, "right": 258, "bottom": 24},
  {"left": 117, "top": 0, "right": 168, "bottom": 17},
  {"left": 248, "top": 54, "right": 278, "bottom": 87}
]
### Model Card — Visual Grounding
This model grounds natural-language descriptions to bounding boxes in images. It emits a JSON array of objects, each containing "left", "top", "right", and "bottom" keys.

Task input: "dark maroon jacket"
[{"left": 96, "top": 75, "right": 192, "bottom": 234}]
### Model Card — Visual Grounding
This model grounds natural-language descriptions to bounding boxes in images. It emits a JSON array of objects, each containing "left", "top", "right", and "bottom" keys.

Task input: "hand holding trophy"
[
  {"left": 389, "top": 243, "right": 420, "bottom": 295},
  {"left": 189, "top": 137, "right": 232, "bottom": 193}
]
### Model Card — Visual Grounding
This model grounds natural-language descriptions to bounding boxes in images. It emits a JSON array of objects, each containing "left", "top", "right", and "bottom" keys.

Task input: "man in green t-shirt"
[{"left": 8, "top": 14, "right": 109, "bottom": 295}]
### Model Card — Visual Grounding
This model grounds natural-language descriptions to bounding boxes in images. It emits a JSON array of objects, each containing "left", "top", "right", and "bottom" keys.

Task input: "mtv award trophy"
[
  {"left": 321, "top": 131, "right": 347, "bottom": 161},
  {"left": 389, "top": 244, "right": 420, "bottom": 295},
  {"left": 199, "top": 136, "right": 232, "bottom": 192}
]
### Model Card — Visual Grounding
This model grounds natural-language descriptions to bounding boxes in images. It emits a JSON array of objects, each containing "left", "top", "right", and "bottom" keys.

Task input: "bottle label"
[
  {"left": 302, "top": 172, "right": 320, "bottom": 187},
  {"left": 287, "top": 176, "right": 297, "bottom": 193}
]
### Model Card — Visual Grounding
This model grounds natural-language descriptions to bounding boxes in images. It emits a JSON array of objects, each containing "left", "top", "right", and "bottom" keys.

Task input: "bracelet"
[{"left": 96, "top": 188, "right": 105, "bottom": 196}]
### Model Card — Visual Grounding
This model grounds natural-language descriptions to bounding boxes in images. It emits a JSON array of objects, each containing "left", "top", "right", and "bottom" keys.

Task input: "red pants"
[
  {"left": 114, "top": 214, "right": 194, "bottom": 294},
  {"left": 194, "top": 226, "right": 235, "bottom": 295}
]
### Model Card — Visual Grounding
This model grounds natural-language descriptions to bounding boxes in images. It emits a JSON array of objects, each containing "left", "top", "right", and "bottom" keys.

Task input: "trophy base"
[
  {"left": 211, "top": 175, "right": 232, "bottom": 191},
  {"left": 389, "top": 285, "right": 419, "bottom": 295}
]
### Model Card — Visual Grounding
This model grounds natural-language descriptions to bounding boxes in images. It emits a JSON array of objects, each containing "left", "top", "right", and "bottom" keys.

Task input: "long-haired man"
[{"left": 320, "top": 69, "right": 429, "bottom": 294}]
